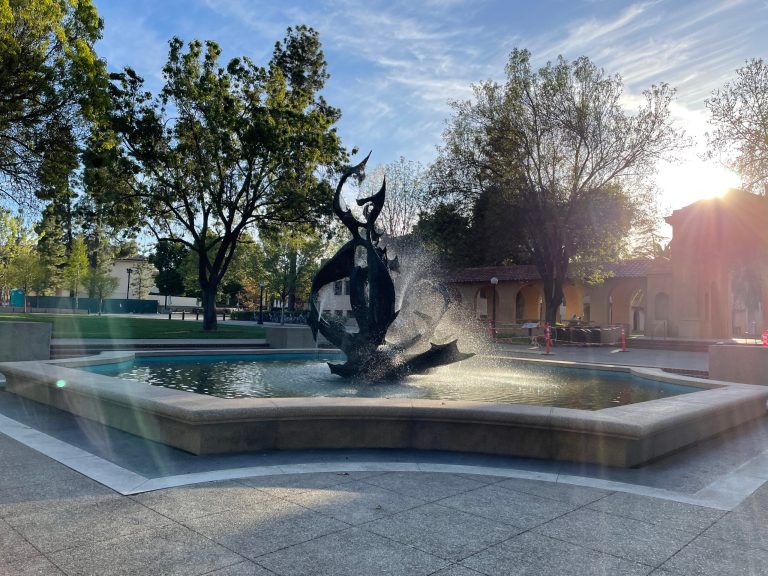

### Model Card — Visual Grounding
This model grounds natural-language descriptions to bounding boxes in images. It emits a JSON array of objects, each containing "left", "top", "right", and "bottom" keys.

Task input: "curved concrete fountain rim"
[{"left": 1, "top": 349, "right": 765, "bottom": 467}]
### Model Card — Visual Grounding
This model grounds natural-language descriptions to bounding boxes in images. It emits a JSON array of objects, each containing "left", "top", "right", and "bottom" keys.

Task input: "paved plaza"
[{"left": 2, "top": 344, "right": 768, "bottom": 575}]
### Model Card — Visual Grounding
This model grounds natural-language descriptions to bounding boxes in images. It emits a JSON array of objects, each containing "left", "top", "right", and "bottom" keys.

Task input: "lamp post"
[
  {"left": 258, "top": 282, "right": 265, "bottom": 324},
  {"left": 126, "top": 268, "right": 133, "bottom": 300},
  {"left": 490, "top": 276, "right": 499, "bottom": 332}
]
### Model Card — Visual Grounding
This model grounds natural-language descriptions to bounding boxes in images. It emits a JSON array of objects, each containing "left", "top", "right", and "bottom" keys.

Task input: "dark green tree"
[
  {"left": 34, "top": 204, "right": 68, "bottom": 293},
  {"left": 149, "top": 240, "right": 188, "bottom": 305},
  {"left": 109, "top": 27, "right": 344, "bottom": 330},
  {"left": 0, "top": 0, "right": 107, "bottom": 204}
]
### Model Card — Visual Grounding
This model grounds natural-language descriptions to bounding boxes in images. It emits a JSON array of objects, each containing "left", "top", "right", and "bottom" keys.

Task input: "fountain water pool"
[
  {"left": 80, "top": 353, "right": 698, "bottom": 410},
  {"left": 1, "top": 349, "right": 766, "bottom": 467}
]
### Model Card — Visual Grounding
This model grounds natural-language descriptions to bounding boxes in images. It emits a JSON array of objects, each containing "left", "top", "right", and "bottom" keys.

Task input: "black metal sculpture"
[{"left": 308, "top": 153, "right": 473, "bottom": 379}]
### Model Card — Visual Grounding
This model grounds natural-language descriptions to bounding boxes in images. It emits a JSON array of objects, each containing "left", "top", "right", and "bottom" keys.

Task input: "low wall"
[
  {"left": 1, "top": 352, "right": 766, "bottom": 467},
  {"left": 709, "top": 344, "right": 768, "bottom": 385},
  {"left": 265, "top": 325, "right": 330, "bottom": 348},
  {"left": 0, "top": 322, "right": 51, "bottom": 361}
]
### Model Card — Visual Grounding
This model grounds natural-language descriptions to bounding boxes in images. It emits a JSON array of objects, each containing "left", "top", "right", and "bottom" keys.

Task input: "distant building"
[{"left": 447, "top": 190, "right": 768, "bottom": 339}]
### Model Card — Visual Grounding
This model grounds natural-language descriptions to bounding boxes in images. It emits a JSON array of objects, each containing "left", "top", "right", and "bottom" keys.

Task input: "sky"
[{"left": 92, "top": 0, "right": 768, "bottom": 213}]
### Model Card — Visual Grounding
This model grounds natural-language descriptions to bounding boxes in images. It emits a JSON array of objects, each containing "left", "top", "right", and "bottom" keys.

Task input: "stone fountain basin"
[{"left": 1, "top": 350, "right": 766, "bottom": 467}]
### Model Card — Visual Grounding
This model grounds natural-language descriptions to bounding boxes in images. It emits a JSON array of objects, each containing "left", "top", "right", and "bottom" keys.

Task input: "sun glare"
[{"left": 656, "top": 159, "right": 741, "bottom": 210}]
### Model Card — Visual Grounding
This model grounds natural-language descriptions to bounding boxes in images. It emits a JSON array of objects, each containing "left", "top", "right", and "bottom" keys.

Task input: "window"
[
  {"left": 333, "top": 281, "right": 343, "bottom": 296},
  {"left": 343, "top": 279, "right": 350, "bottom": 295}
]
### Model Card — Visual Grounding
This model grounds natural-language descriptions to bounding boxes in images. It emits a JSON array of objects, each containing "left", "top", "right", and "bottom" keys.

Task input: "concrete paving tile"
[
  {"left": 365, "top": 502, "right": 523, "bottom": 561},
  {"left": 235, "top": 471, "right": 369, "bottom": 497},
  {"left": 131, "top": 480, "right": 273, "bottom": 521},
  {"left": 587, "top": 491, "right": 725, "bottom": 533},
  {"left": 182, "top": 497, "right": 348, "bottom": 559},
  {"left": 206, "top": 560, "right": 275, "bottom": 575},
  {"left": 6, "top": 495, "right": 172, "bottom": 553},
  {"left": 0, "top": 554, "right": 66, "bottom": 575},
  {"left": 702, "top": 510, "right": 768, "bottom": 550},
  {"left": 495, "top": 477, "right": 614, "bottom": 505},
  {"left": 429, "top": 566, "right": 487, "bottom": 576},
  {"left": 0, "top": 472, "right": 118, "bottom": 519},
  {"left": 0, "top": 459, "right": 80, "bottom": 491},
  {"left": 462, "top": 531, "right": 653, "bottom": 576},
  {"left": 360, "top": 471, "right": 487, "bottom": 501},
  {"left": 731, "top": 479, "right": 768, "bottom": 515},
  {"left": 535, "top": 508, "right": 697, "bottom": 566},
  {"left": 439, "top": 484, "right": 577, "bottom": 529},
  {"left": 662, "top": 534, "right": 768, "bottom": 576},
  {"left": 257, "top": 526, "right": 449, "bottom": 575},
  {"left": 0, "top": 517, "right": 40, "bottom": 564},
  {"left": 282, "top": 480, "right": 426, "bottom": 525},
  {"left": 0, "top": 435, "right": 55, "bottom": 463},
  {"left": 48, "top": 524, "right": 243, "bottom": 576}
]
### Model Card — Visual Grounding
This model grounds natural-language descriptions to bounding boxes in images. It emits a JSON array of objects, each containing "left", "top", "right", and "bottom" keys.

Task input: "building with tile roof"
[{"left": 446, "top": 190, "right": 768, "bottom": 339}]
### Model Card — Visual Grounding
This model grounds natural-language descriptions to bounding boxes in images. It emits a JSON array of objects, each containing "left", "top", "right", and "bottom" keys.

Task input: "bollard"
[
  {"left": 181, "top": 310, "right": 185, "bottom": 321},
  {"left": 621, "top": 325, "right": 628, "bottom": 352},
  {"left": 168, "top": 311, "right": 172, "bottom": 320},
  {"left": 195, "top": 311, "right": 199, "bottom": 321},
  {"left": 545, "top": 323, "right": 551, "bottom": 354},
  {"left": 222, "top": 311, "right": 226, "bottom": 321}
]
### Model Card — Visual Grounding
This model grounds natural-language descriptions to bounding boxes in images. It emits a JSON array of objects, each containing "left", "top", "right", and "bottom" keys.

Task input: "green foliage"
[
  {"left": 432, "top": 48, "right": 683, "bottom": 321},
  {"left": 84, "top": 264, "right": 118, "bottom": 313},
  {"left": 63, "top": 234, "right": 88, "bottom": 304},
  {"left": 130, "top": 259, "right": 153, "bottom": 300},
  {"left": 706, "top": 58, "right": 768, "bottom": 195},
  {"left": 108, "top": 27, "right": 346, "bottom": 330},
  {"left": 0, "top": 209, "right": 21, "bottom": 300},
  {"left": 150, "top": 240, "right": 187, "bottom": 297},
  {"left": 34, "top": 203, "right": 67, "bottom": 293},
  {"left": 261, "top": 225, "right": 324, "bottom": 311},
  {"left": 412, "top": 203, "right": 473, "bottom": 267},
  {"left": 0, "top": 0, "right": 107, "bottom": 204}
]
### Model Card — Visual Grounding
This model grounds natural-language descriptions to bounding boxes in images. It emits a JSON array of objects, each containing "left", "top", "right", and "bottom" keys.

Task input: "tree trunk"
[
  {"left": 542, "top": 275, "right": 564, "bottom": 325},
  {"left": 288, "top": 250, "right": 297, "bottom": 311},
  {"left": 201, "top": 285, "right": 218, "bottom": 331}
]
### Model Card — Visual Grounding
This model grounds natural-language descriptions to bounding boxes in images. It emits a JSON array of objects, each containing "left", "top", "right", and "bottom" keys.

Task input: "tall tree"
[
  {"left": 261, "top": 226, "right": 324, "bottom": 316},
  {"left": 35, "top": 203, "right": 68, "bottom": 293},
  {"left": 706, "top": 58, "right": 768, "bottom": 195},
  {"left": 0, "top": 0, "right": 107, "bottom": 204},
  {"left": 63, "top": 234, "right": 88, "bottom": 308},
  {"left": 149, "top": 240, "right": 188, "bottom": 306},
  {"left": 433, "top": 49, "right": 683, "bottom": 322},
  {"left": 109, "top": 27, "right": 344, "bottom": 330},
  {"left": 0, "top": 209, "right": 21, "bottom": 302},
  {"left": 131, "top": 259, "right": 153, "bottom": 300}
]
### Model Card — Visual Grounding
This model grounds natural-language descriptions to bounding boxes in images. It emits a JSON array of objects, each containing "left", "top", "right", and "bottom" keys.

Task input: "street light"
[
  {"left": 258, "top": 282, "right": 265, "bottom": 324},
  {"left": 490, "top": 276, "right": 499, "bottom": 331},
  {"left": 126, "top": 268, "right": 133, "bottom": 300}
]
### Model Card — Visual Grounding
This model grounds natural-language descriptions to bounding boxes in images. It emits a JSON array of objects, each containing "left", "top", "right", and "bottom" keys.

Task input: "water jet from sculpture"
[{"left": 308, "top": 153, "right": 473, "bottom": 379}]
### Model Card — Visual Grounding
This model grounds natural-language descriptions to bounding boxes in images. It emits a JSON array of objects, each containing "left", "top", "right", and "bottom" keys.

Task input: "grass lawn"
[{"left": 0, "top": 313, "right": 265, "bottom": 339}]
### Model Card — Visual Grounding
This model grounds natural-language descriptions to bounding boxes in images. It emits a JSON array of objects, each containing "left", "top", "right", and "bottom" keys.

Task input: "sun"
[{"left": 656, "top": 158, "right": 741, "bottom": 210}]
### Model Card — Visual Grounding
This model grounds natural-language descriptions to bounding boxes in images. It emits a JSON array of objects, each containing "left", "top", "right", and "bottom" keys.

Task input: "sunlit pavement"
[{"left": 2, "top": 343, "right": 768, "bottom": 574}]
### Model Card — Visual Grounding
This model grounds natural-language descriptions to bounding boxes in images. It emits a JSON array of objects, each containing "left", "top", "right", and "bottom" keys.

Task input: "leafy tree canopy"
[
  {"left": 109, "top": 26, "right": 345, "bottom": 330},
  {"left": 431, "top": 49, "right": 683, "bottom": 322},
  {"left": 0, "top": 0, "right": 107, "bottom": 205}
]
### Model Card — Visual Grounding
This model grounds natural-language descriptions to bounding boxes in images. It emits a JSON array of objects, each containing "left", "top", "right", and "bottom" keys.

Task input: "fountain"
[{"left": 307, "top": 153, "right": 473, "bottom": 379}]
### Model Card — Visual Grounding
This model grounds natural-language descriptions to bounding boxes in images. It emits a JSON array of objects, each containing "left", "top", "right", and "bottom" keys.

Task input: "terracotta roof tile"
[{"left": 445, "top": 259, "right": 654, "bottom": 283}]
